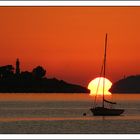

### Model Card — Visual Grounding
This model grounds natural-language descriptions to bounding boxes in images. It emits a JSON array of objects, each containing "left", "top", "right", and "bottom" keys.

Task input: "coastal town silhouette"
[{"left": 0, "top": 59, "right": 89, "bottom": 93}]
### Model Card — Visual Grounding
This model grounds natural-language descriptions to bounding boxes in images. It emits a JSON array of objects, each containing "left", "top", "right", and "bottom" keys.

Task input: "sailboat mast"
[{"left": 102, "top": 33, "right": 107, "bottom": 108}]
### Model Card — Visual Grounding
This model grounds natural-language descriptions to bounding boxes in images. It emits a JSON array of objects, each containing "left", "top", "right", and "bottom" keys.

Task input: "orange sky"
[{"left": 0, "top": 7, "right": 140, "bottom": 86}]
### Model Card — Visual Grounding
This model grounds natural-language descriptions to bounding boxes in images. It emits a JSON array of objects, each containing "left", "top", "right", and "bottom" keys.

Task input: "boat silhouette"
[{"left": 90, "top": 34, "right": 124, "bottom": 116}]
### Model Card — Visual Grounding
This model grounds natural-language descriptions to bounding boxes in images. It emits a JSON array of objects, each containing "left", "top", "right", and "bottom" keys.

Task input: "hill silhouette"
[
  {"left": 110, "top": 75, "right": 140, "bottom": 93},
  {"left": 0, "top": 59, "right": 89, "bottom": 93}
]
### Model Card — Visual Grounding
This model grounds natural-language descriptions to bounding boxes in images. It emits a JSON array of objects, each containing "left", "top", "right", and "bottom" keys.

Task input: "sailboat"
[{"left": 90, "top": 34, "right": 124, "bottom": 116}]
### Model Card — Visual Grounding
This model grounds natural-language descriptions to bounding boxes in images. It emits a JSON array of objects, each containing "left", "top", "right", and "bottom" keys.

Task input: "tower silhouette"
[{"left": 16, "top": 58, "right": 20, "bottom": 75}]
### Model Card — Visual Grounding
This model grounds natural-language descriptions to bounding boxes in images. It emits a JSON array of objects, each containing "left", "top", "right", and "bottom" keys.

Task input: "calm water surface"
[{"left": 0, "top": 93, "right": 139, "bottom": 134}]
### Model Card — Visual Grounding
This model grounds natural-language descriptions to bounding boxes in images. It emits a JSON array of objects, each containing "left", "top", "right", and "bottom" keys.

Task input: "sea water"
[{"left": 0, "top": 93, "right": 139, "bottom": 134}]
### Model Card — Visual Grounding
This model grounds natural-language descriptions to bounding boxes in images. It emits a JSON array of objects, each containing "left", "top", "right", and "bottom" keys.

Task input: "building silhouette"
[{"left": 16, "top": 58, "right": 20, "bottom": 75}]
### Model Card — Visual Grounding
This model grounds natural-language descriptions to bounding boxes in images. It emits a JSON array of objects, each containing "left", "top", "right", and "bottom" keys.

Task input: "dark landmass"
[
  {"left": 110, "top": 75, "right": 140, "bottom": 93},
  {"left": 0, "top": 59, "right": 89, "bottom": 93}
]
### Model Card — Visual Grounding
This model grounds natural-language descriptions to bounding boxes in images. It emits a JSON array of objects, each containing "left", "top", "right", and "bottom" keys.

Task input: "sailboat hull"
[{"left": 90, "top": 107, "right": 124, "bottom": 116}]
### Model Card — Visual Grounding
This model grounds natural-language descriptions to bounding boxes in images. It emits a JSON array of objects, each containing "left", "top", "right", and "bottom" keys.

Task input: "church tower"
[{"left": 16, "top": 58, "right": 20, "bottom": 75}]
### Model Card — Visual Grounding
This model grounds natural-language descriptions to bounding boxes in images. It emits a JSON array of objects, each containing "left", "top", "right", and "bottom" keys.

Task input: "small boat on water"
[
  {"left": 90, "top": 106, "right": 124, "bottom": 116},
  {"left": 90, "top": 34, "right": 124, "bottom": 116}
]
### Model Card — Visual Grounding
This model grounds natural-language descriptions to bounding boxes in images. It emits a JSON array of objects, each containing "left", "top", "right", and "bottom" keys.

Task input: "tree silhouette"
[
  {"left": 0, "top": 65, "right": 14, "bottom": 79},
  {"left": 32, "top": 66, "right": 46, "bottom": 79}
]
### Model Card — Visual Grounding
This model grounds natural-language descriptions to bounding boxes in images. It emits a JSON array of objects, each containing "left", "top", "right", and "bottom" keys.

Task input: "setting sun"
[{"left": 88, "top": 77, "right": 112, "bottom": 96}]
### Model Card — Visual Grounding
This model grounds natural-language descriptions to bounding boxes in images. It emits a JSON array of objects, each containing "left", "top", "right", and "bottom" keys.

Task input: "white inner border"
[
  {"left": 0, "top": 134, "right": 140, "bottom": 139},
  {"left": 0, "top": 1, "right": 140, "bottom": 139},
  {"left": 0, "top": 1, "right": 140, "bottom": 6}
]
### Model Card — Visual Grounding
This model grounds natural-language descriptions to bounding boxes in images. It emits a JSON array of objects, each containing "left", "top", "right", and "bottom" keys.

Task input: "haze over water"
[{"left": 0, "top": 93, "right": 139, "bottom": 134}]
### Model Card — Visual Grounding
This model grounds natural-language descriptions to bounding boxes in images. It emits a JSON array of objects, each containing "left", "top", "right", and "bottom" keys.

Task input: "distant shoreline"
[
  {"left": 0, "top": 77, "right": 89, "bottom": 93},
  {"left": 110, "top": 75, "right": 140, "bottom": 93},
  {"left": 1, "top": 60, "right": 140, "bottom": 94}
]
